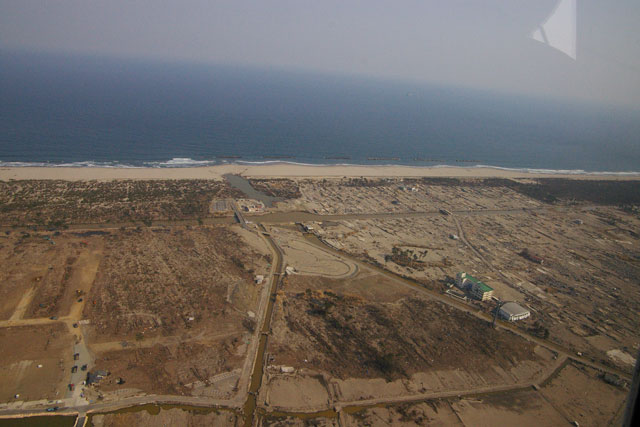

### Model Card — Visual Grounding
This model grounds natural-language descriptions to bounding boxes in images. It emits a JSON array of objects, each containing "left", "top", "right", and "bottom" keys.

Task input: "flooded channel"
[
  {"left": 0, "top": 415, "right": 76, "bottom": 427},
  {"left": 242, "top": 230, "right": 283, "bottom": 426},
  {"left": 223, "top": 174, "right": 282, "bottom": 208}
]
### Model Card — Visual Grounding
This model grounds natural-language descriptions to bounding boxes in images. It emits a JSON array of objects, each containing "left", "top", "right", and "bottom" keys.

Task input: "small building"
[
  {"left": 456, "top": 272, "right": 494, "bottom": 301},
  {"left": 499, "top": 302, "right": 530, "bottom": 322},
  {"left": 86, "top": 370, "right": 110, "bottom": 386}
]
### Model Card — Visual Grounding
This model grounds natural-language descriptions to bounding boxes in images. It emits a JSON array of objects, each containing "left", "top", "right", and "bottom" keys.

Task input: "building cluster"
[
  {"left": 454, "top": 273, "right": 532, "bottom": 322},
  {"left": 237, "top": 199, "right": 265, "bottom": 213}
]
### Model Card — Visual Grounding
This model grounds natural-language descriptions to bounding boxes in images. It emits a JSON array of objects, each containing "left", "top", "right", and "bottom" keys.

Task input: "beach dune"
[{"left": 0, "top": 164, "right": 638, "bottom": 181}]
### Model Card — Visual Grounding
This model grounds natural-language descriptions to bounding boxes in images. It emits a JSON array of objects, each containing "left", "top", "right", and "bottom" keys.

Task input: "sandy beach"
[{"left": 1, "top": 164, "right": 639, "bottom": 181}]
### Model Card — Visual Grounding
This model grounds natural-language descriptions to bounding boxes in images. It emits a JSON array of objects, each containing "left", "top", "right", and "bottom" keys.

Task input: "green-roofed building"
[{"left": 456, "top": 272, "right": 494, "bottom": 301}]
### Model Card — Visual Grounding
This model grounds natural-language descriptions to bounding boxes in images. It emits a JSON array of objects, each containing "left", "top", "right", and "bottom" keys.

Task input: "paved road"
[
  {"left": 0, "top": 206, "right": 556, "bottom": 234},
  {"left": 231, "top": 201, "right": 248, "bottom": 228},
  {"left": 0, "top": 393, "right": 242, "bottom": 418},
  {"left": 248, "top": 206, "right": 554, "bottom": 225}
]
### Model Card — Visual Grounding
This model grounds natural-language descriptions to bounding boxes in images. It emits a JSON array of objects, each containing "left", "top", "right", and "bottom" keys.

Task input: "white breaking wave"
[
  {"left": 143, "top": 157, "right": 220, "bottom": 167},
  {"left": 0, "top": 160, "right": 143, "bottom": 168},
  {"left": 469, "top": 164, "right": 640, "bottom": 176}
]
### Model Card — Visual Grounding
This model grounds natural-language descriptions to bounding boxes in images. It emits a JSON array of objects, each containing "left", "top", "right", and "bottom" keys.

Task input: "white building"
[{"left": 499, "top": 302, "right": 531, "bottom": 322}]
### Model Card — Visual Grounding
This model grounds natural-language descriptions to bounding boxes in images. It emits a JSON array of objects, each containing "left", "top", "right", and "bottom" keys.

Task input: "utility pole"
[{"left": 492, "top": 300, "right": 504, "bottom": 328}]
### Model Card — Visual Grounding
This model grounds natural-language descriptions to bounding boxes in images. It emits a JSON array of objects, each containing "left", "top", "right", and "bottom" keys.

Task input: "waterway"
[
  {"left": 0, "top": 415, "right": 76, "bottom": 427},
  {"left": 242, "top": 227, "right": 284, "bottom": 426},
  {"left": 223, "top": 174, "right": 282, "bottom": 208}
]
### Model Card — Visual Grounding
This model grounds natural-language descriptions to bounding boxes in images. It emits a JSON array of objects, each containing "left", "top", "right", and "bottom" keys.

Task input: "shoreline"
[{"left": 1, "top": 164, "right": 640, "bottom": 181}]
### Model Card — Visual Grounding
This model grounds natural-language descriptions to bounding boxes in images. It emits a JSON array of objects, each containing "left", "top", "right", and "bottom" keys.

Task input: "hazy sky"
[{"left": 1, "top": 0, "right": 639, "bottom": 107}]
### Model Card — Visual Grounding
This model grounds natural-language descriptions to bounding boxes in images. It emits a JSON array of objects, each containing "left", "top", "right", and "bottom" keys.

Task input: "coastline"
[{"left": 1, "top": 163, "right": 640, "bottom": 181}]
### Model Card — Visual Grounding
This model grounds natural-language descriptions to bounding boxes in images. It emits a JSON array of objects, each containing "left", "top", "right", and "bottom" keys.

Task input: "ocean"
[{"left": 1, "top": 51, "right": 639, "bottom": 174}]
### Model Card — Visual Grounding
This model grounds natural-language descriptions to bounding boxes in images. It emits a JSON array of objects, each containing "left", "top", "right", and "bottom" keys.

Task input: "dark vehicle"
[
  {"left": 46, "top": 406, "right": 59, "bottom": 412},
  {"left": 71, "top": 366, "right": 78, "bottom": 373},
  {"left": 49, "top": 316, "right": 58, "bottom": 320},
  {"left": 72, "top": 323, "right": 78, "bottom": 328},
  {"left": 73, "top": 353, "right": 79, "bottom": 360},
  {"left": 81, "top": 364, "right": 88, "bottom": 371}
]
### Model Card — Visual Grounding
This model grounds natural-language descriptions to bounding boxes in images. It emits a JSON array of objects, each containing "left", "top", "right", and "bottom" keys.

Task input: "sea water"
[{"left": 1, "top": 51, "right": 639, "bottom": 174}]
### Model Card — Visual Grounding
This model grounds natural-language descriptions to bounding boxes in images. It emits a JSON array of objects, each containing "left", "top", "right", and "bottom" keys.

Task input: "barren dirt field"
[
  {"left": 540, "top": 363, "right": 627, "bottom": 426},
  {"left": 339, "top": 388, "right": 571, "bottom": 427},
  {"left": 259, "top": 360, "right": 627, "bottom": 426},
  {"left": 82, "top": 224, "right": 271, "bottom": 396},
  {"left": 259, "top": 414, "right": 340, "bottom": 427},
  {"left": 0, "top": 220, "right": 272, "bottom": 410},
  {"left": 0, "top": 231, "right": 103, "bottom": 320},
  {"left": 342, "top": 400, "right": 463, "bottom": 426},
  {"left": 1, "top": 176, "right": 639, "bottom": 426},
  {"left": 90, "top": 406, "right": 237, "bottom": 427},
  {"left": 0, "top": 323, "right": 74, "bottom": 402},
  {"left": 269, "top": 289, "right": 539, "bottom": 380},
  {"left": 262, "top": 268, "right": 556, "bottom": 412}
]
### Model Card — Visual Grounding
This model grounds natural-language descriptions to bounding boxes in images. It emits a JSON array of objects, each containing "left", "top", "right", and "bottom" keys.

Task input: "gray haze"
[{"left": 1, "top": 0, "right": 639, "bottom": 107}]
